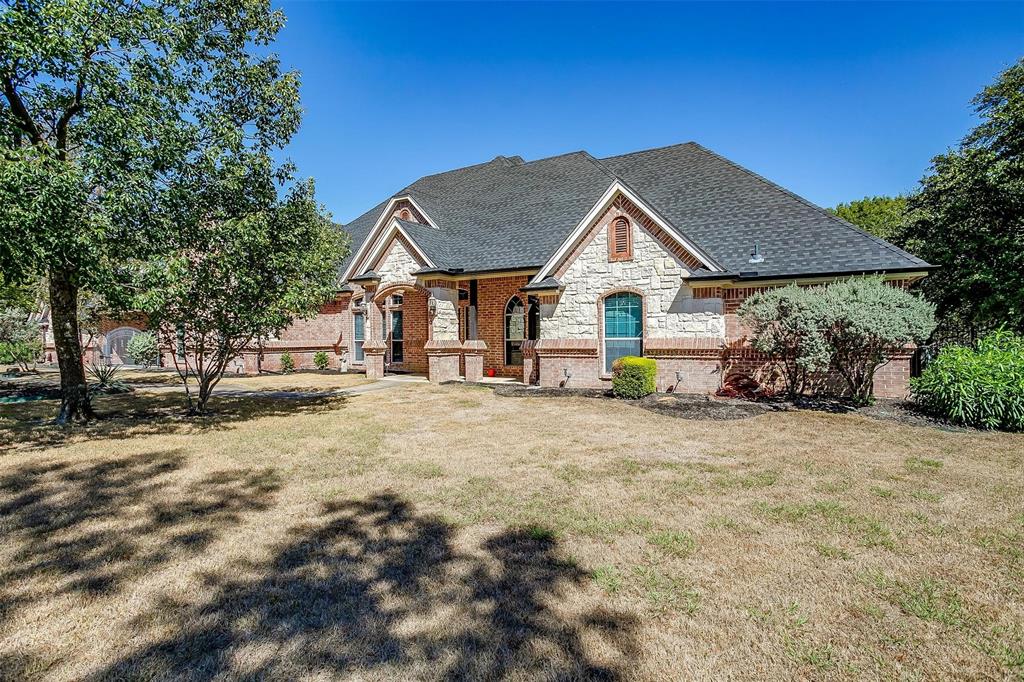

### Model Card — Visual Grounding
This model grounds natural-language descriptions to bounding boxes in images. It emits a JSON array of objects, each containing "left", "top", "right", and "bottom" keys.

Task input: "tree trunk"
[{"left": 48, "top": 268, "right": 95, "bottom": 424}]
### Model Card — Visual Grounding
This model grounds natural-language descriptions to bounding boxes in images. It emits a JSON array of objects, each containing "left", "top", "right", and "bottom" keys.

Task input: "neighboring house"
[{"left": 53, "top": 142, "right": 932, "bottom": 396}]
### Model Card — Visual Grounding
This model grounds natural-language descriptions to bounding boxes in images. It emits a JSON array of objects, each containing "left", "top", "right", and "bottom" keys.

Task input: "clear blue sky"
[{"left": 273, "top": 1, "right": 1023, "bottom": 224}]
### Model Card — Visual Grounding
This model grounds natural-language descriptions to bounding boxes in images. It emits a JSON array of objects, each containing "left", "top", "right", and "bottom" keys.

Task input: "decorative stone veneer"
[
  {"left": 375, "top": 238, "right": 421, "bottom": 288},
  {"left": 543, "top": 204, "right": 725, "bottom": 340},
  {"left": 429, "top": 286, "right": 459, "bottom": 341}
]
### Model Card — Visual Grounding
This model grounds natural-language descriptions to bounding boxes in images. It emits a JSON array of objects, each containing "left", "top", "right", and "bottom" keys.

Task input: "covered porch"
[{"left": 351, "top": 273, "right": 538, "bottom": 385}]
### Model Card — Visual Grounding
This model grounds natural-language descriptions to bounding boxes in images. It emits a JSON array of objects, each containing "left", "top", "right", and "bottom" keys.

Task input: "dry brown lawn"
[{"left": 1, "top": 380, "right": 1022, "bottom": 680}]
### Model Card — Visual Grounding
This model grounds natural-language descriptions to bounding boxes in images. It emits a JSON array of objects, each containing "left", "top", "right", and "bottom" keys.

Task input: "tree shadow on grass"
[
  {"left": 91, "top": 493, "right": 640, "bottom": 680},
  {"left": 0, "top": 391, "right": 348, "bottom": 453},
  {"left": 0, "top": 451, "right": 281, "bottom": 631}
]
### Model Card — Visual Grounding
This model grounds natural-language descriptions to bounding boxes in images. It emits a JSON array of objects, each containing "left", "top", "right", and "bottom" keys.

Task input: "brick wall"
[{"left": 474, "top": 275, "right": 531, "bottom": 379}]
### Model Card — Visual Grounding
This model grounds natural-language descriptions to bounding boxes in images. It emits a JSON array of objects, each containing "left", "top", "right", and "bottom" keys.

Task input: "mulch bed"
[{"left": 488, "top": 382, "right": 965, "bottom": 429}]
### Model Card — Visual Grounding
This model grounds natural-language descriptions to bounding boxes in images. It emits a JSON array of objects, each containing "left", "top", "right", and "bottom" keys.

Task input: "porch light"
[{"left": 748, "top": 243, "right": 764, "bottom": 264}]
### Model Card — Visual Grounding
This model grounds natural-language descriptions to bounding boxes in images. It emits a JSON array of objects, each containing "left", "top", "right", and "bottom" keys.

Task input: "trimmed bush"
[
  {"left": 611, "top": 356, "right": 656, "bottom": 399},
  {"left": 737, "top": 284, "right": 829, "bottom": 397},
  {"left": 125, "top": 331, "right": 159, "bottom": 367},
  {"left": 912, "top": 330, "right": 1024, "bottom": 431},
  {"left": 313, "top": 351, "right": 330, "bottom": 370},
  {"left": 820, "top": 278, "right": 936, "bottom": 405},
  {"left": 279, "top": 352, "right": 295, "bottom": 373}
]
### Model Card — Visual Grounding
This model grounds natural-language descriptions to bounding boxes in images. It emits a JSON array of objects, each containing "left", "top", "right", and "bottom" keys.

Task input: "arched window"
[
  {"left": 399, "top": 208, "right": 412, "bottom": 221},
  {"left": 609, "top": 216, "right": 632, "bottom": 261},
  {"left": 505, "top": 296, "right": 526, "bottom": 366},
  {"left": 603, "top": 292, "right": 642, "bottom": 372}
]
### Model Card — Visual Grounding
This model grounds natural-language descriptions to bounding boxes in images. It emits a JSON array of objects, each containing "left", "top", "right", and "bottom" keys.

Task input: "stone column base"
[
  {"left": 363, "top": 340, "right": 387, "bottom": 380},
  {"left": 462, "top": 340, "right": 487, "bottom": 383},
  {"left": 425, "top": 339, "right": 462, "bottom": 383}
]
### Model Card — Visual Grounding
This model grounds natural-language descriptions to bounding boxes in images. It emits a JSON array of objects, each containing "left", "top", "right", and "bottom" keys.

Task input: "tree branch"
[
  {"left": 55, "top": 47, "right": 93, "bottom": 157},
  {"left": 1, "top": 76, "right": 44, "bottom": 145}
]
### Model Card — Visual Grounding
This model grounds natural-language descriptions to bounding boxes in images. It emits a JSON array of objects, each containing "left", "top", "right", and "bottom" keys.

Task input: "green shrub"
[
  {"left": 279, "top": 352, "right": 295, "bottom": 373},
  {"left": 820, "top": 278, "right": 936, "bottom": 405},
  {"left": 612, "top": 356, "right": 656, "bottom": 399},
  {"left": 0, "top": 339, "right": 40, "bottom": 370},
  {"left": 912, "top": 329, "right": 1024, "bottom": 431},
  {"left": 737, "top": 284, "right": 829, "bottom": 397},
  {"left": 125, "top": 331, "right": 159, "bottom": 367},
  {"left": 86, "top": 362, "right": 130, "bottom": 393},
  {"left": 313, "top": 350, "right": 330, "bottom": 370}
]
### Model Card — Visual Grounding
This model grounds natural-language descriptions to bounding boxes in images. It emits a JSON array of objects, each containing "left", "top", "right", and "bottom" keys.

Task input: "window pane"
[
  {"left": 506, "top": 340, "right": 523, "bottom": 366},
  {"left": 391, "top": 340, "right": 403, "bottom": 363},
  {"left": 604, "top": 293, "right": 642, "bottom": 338},
  {"left": 605, "top": 339, "right": 642, "bottom": 373},
  {"left": 353, "top": 313, "right": 365, "bottom": 363},
  {"left": 391, "top": 311, "right": 403, "bottom": 340}
]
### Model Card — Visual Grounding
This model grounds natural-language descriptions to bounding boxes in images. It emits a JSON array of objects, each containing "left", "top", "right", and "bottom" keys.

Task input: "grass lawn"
[{"left": 1, "top": 380, "right": 1022, "bottom": 680}]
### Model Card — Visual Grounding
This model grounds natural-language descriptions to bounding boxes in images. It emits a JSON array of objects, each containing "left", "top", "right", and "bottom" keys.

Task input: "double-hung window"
[{"left": 603, "top": 292, "right": 643, "bottom": 373}]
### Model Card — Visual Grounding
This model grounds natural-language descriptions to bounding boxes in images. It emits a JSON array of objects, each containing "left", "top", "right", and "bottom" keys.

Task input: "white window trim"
[{"left": 341, "top": 196, "right": 437, "bottom": 282}]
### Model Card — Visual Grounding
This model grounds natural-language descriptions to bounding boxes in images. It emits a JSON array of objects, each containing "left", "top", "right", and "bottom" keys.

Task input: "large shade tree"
[
  {"left": 0, "top": 0, "right": 302, "bottom": 423},
  {"left": 902, "top": 58, "right": 1024, "bottom": 336},
  {"left": 829, "top": 195, "right": 907, "bottom": 242}
]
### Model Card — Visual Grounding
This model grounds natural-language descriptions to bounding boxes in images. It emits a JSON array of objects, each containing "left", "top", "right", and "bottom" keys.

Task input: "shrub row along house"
[{"left": 49, "top": 142, "right": 932, "bottom": 397}]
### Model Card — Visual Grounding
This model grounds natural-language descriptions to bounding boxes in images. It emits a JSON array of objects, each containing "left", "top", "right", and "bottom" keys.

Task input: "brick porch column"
[
  {"left": 425, "top": 339, "right": 462, "bottom": 383},
  {"left": 362, "top": 339, "right": 386, "bottom": 379},
  {"left": 521, "top": 339, "right": 537, "bottom": 385},
  {"left": 462, "top": 340, "right": 487, "bottom": 383}
]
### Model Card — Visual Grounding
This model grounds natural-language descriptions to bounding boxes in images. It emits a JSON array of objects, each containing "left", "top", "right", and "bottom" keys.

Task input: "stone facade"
[
  {"left": 543, "top": 203, "right": 725, "bottom": 340},
  {"left": 375, "top": 238, "right": 421, "bottom": 288}
]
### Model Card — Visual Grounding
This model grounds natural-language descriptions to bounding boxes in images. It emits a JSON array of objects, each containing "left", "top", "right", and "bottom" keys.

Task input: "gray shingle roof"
[
  {"left": 337, "top": 142, "right": 929, "bottom": 285},
  {"left": 599, "top": 143, "right": 929, "bottom": 278}
]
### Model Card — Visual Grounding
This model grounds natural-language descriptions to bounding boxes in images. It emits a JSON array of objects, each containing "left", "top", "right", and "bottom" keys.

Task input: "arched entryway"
[
  {"left": 372, "top": 283, "right": 430, "bottom": 374},
  {"left": 104, "top": 326, "right": 143, "bottom": 364}
]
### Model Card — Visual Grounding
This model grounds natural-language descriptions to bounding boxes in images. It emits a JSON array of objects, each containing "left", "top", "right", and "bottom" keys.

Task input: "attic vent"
[
  {"left": 608, "top": 216, "right": 633, "bottom": 262},
  {"left": 399, "top": 208, "right": 412, "bottom": 221}
]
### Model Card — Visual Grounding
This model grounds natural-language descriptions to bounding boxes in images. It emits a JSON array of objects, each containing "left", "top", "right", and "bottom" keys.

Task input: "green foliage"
[
  {"left": 279, "top": 352, "right": 295, "bottom": 374},
  {"left": 737, "top": 285, "right": 829, "bottom": 397},
  {"left": 125, "top": 332, "right": 159, "bottom": 368},
  {"left": 829, "top": 195, "right": 907, "bottom": 241},
  {"left": 611, "top": 356, "right": 657, "bottom": 399},
  {"left": 86, "top": 362, "right": 121, "bottom": 388},
  {"left": 135, "top": 177, "right": 346, "bottom": 413},
  {"left": 820, "top": 278, "right": 936, "bottom": 405},
  {"left": 902, "top": 58, "right": 1024, "bottom": 334},
  {"left": 912, "top": 330, "right": 1024, "bottom": 431},
  {"left": 0, "top": 0, "right": 306, "bottom": 421},
  {"left": 737, "top": 279, "right": 934, "bottom": 403},
  {"left": 0, "top": 306, "right": 40, "bottom": 370},
  {"left": 313, "top": 351, "right": 330, "bottom": 370}
]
